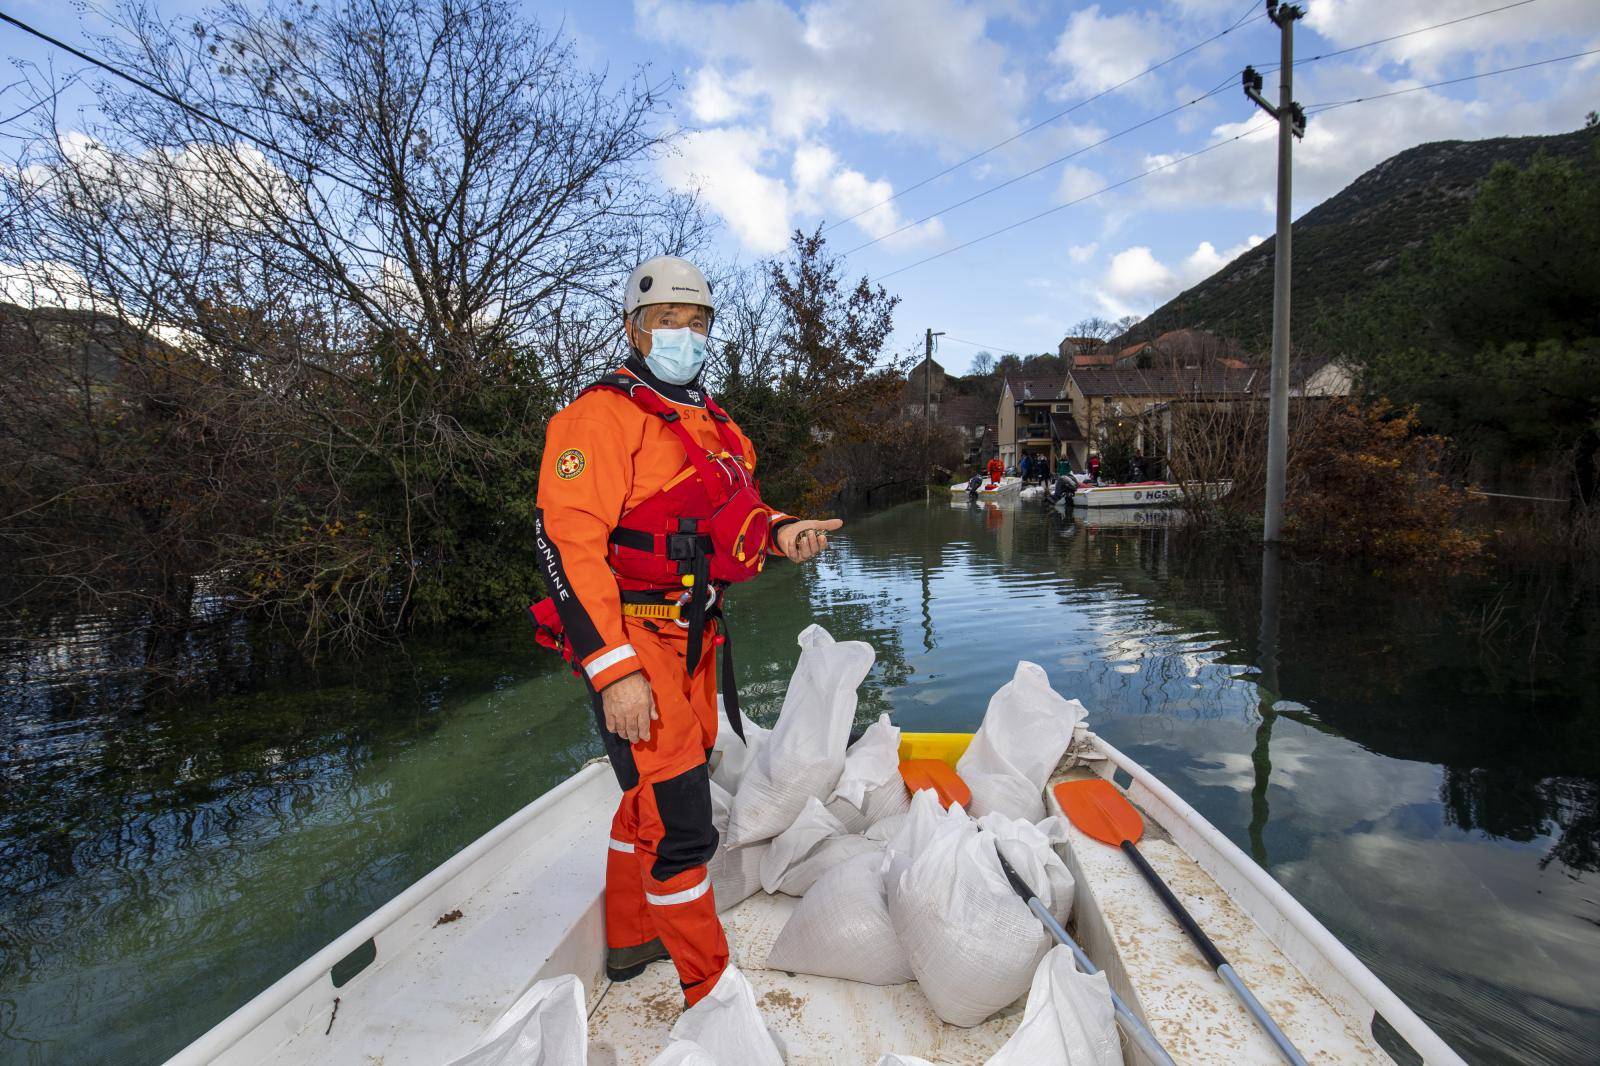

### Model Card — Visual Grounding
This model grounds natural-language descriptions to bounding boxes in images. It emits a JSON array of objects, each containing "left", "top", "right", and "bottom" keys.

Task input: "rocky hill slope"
[{"left": 1127, "top": 127, "right": 1597, "bottom": 352}]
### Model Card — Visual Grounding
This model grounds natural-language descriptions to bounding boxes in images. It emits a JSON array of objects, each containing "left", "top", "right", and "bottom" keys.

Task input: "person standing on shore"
[{"left": 528, "top": 256, "right": 841, "bottom": 1007}]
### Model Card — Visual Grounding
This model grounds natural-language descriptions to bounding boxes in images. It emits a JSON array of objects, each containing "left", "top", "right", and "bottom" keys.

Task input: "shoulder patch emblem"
[{"left": 555, "top": 448, "right": 586, "bottom": 480}]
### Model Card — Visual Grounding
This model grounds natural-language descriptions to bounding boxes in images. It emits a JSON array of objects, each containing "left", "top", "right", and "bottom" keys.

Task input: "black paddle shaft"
[{"left": 1120, "top": 839, "right": 1227, "bottom": 972}]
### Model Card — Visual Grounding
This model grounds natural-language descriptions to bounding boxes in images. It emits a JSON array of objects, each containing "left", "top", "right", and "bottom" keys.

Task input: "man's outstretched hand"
[
  {"left": 775, "top": 518, "right": 843, "bottom": 563},
  {"left": 601, "top": 671, "right": 658, "bottom": 744}
]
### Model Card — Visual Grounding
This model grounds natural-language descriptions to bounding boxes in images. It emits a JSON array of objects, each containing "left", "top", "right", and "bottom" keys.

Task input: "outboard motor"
[{"left": 966, "top": 474, "right": 984, "bottom": 497}]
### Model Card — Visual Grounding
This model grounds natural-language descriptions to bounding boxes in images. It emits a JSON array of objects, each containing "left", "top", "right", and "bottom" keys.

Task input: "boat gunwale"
[
  {"left": 1083, "top": 733, "right": 1465, "bottom": 1066},
  {"left": 161, "top": 762, "right": 614, "bottom": 1066}
]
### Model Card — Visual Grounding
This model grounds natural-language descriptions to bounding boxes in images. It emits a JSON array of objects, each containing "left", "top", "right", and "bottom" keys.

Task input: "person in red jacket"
[
  {"left": 530, "top": 256, "right": 840, "bottom": 1008},
  {"left": 985, "top": 454, "right": 1005, "bottom": 487}
]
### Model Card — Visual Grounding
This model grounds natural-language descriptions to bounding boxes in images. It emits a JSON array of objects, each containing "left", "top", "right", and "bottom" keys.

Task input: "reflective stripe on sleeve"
[
  {"left": 584, "top": 643, "right": 637, "bottom": 680},
  {"left": 608, "top": 838, "right": 635, "bottom": 853},
  {"left": 645, "top": 879, "right": 711, "bottom": 907}
]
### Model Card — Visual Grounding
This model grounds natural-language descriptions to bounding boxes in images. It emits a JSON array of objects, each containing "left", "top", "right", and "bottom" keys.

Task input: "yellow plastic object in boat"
[{"left": 897, "top": 731, "right": 974, "bottom": 767}]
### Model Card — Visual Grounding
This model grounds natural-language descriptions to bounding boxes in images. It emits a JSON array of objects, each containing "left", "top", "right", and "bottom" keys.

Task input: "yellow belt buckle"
[{"left": 623, "top": 601, "right": 681, "bottom": 620}]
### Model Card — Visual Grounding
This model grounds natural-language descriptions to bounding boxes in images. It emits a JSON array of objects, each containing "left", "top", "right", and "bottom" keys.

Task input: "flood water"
[{"left": 2, "top": 496, "right": 1597, "bottom": 1064}]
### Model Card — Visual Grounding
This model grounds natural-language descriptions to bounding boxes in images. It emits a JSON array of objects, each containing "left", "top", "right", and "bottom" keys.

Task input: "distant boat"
[
  {"left": 948, "top": 475, "right": 1021, "bottom": 497},
  {"left": 163, "top": 725, "right": 1463, "bottom": 1065},
  {"left": 1073, "top": 479, "right": 1233, "bottom": 508}
]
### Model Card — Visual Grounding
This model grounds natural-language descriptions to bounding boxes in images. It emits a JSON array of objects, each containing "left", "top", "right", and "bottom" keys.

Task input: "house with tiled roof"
[
  {"left": 997, "top": 374, "right": 1071, "bottom": 471},
  {"left": 1062, "top": 366, "right": 1261, "bottom": 472}
]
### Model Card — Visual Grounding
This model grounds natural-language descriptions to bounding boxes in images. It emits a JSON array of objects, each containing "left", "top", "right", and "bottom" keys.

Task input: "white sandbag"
[
  {"left": 984, "top": 945, "right": 1120, "bottom": 1066},
  {"left": 882, "top": 788, "right": 973, "bottom": 908},
  {"left": 890, "top": 814, "right": 1075, "bottom": 1027},
  {"left": 780, "top": 833, "right": 881, "bottom": 896},
  {"left": 648, "top": 1044, "right": 717, "bottom": 1066},
  {"left": 760, "top": 797, "right": 845, "bottom": 893},
  {"left": 443, "top": 974, "right": 586, "bottom": 1066},
  {"left": 957, "top": 662, "right": 1084, "bottom": 822},
  {"left": 710, "top": 698, "right": 769, "bottom": 795},
  {"left": 766, "top": 850, "right": 913, "bottom": 985},
  {"left": 664, "top": 965, "right": 784, "bottom": 1066},
  {"left": 726, "top": 625, "right": 874, "bottom": 846},
  {"left": 866, "top": 812, "right": 908, "bottom": 842},
  {"left": 758, "top": 797, "right": 881, "bottom": 895},
  {"left": 708, "top": 780, "right": 766, "bottom": 912},
  {"left": 825, "top": 715, "right": 912, "bottom": 833}
]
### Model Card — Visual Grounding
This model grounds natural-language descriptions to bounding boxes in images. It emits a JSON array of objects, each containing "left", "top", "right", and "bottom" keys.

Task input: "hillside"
[{"left": 1127, "top": 127, "right": 1598, "bottom": 352}]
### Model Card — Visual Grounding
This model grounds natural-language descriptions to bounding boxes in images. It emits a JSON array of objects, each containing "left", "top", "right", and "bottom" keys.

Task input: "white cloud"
[
  {"left": 1305, "top": 0, "right": 1600, "bottom": 77},
  {"left": 685, "top": 68, "right": 747, "bottom": 124},
  {"left": 1102, "top": 246, "right": 1173, "bottom": 308},
  {"left": 1096, "top": 235, "right": 1262, "bottom": 316},
  {"left": 637, "top": 0, "right": 1023, "bottom": 254},
  {"left": 791, "top": 143, "right": 943, "bottom": 248},
  {"left": 1050, "top": 4, "right": 1165, "bottom": 96},
  {"left": 1137, "top": 52, "right": 1597, "bottom": 217},
  {"left": 0, "top": 260, "right": 95, "bottom": 310},
  {"left": 657, "top": 126, "right": 792, "bottom": 254},
  {"left": 1068, "top": 242, "right": 1098, "bottom": 264},
  {"left": 1056, "top": 164, "right": 1104, "bottom": 203},
  {"left": 637, "top": 0, "right": 1024, "bottom": 147}
]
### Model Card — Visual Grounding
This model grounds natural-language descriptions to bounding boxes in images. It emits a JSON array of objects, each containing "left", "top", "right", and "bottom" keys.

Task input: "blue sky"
[{"left": 4, "top": 0, "right": 1598, "bottom": 372}]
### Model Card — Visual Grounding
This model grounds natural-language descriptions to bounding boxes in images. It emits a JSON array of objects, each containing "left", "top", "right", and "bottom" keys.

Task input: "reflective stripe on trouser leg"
[
  {"left": 632, "top": 762, "right": 726, "bottom": 1006},
  {"left": 616, "top": 625, "right": 728, "bottom": 1005},
  {"left": 639, "top": 859, "right": 725, "bottom": 1006},
  {"left": 605, "top": 800, "right": 656, "bottom": 950}
]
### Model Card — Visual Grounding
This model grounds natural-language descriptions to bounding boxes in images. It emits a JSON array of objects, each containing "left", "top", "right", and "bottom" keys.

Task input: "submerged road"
[{"left": 2, "top": 496, "right": 1596, "bottom": 1064}]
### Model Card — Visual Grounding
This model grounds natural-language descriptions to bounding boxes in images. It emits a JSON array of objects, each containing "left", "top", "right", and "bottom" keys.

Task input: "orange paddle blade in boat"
[
  {"left": 1054, "top": 778, "right": 1145, "bottom": 847},
  {"left": 899, "top": 759, "right": 972, "bottom": 810}
]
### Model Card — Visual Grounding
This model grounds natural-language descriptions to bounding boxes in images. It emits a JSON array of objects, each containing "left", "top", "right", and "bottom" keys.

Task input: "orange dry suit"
[
  {"left": 529, "top": 359, "right": 796, "bottom": 1006},
  {"left": 986, "top": 457, "right": 1005, "bottom": 486}
]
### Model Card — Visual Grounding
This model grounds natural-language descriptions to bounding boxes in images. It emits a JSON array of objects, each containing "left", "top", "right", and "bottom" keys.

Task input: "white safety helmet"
[{"left": 623, "top": 256, "right": 715, "bottom": 322}]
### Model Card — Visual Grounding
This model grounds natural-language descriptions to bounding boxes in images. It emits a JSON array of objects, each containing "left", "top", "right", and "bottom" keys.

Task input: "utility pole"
[
  {"left": 923, "top": 327, "right": 944, "bottom": 449},
  {"left": 1244, "top": 1, "right": 1305, "bottom": 543}
]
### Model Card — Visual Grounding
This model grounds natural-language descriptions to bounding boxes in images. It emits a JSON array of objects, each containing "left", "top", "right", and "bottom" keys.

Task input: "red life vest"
[
  {"left": 583, "top": 372, "right": 773, "bottom": 592},
  {"left": 527, "top": 371, "right": 769, "bottom": 719}
]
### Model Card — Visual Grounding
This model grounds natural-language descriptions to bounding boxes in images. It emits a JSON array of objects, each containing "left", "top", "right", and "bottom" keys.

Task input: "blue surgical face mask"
[{"left": 645, "top": 326, "right": 709, "bottom": 385}]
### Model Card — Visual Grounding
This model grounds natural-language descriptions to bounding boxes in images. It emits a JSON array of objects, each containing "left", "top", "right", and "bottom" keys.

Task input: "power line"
[
  {"left": 0, "top": 8, "right": 367, "bottom": 197},
  {"left": 1255, "top": 0, "right": 1543, "bottom": 74},
  {"left": 943, "top": 335, "right": 1031, "bottom": 355},
  {"left": 1305, "top": 46, "right": 1600, "bottom": 112},
  {"left": 840, "top": 73, "right": 1241, "bottom": 258},
  {"left": 865, "top": 41, "right": 1599, "bottom": 286},
  {"left": 820, "top": 0, "right": 1265, "bottom": 238},
  {"left": 873, "top": 119, "right": 1280, "bottom": 283}
]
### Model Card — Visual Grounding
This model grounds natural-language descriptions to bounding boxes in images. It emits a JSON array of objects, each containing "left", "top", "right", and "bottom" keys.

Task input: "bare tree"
[{"left": 0, "top": 0, "right": 703, "bottom": 648}]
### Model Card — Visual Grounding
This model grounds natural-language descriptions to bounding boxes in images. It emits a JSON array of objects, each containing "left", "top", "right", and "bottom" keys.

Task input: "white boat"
[
  {"left": 1079, "top": 508, "right": 1182, "bottom": 530},
  {"left": 1072, "top": 480, "right": 1232, "bottom": 509},
  {"left": 165, "top": 727, "right": 1463, "bottom": 1065},
  {"left": 949, "top": 476, "right": 1021, "bottom": 497}
]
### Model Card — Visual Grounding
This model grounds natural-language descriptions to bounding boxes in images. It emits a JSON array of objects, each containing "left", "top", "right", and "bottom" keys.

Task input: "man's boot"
[{"left": 606, "top": 937, "right": 670, "bottom": 982}]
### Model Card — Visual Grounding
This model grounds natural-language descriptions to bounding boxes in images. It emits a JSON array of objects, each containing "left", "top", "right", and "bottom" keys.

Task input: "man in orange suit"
[{"left": 531, "top": 256, "right": 840, "bottom": 1007}]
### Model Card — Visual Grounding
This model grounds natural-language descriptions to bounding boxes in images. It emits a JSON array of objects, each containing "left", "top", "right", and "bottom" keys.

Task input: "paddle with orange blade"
[
  {"left": 897, "top": 759, "right": 971, "bottom": 810},
  {"left": 1056, "top": 778, "right": 1309, "bottom": 1066}
]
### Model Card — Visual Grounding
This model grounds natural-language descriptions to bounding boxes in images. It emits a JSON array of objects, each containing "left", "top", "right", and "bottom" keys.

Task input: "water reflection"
[{"left": 1, "top": 496, "right": 1596, "bottom": 1064}]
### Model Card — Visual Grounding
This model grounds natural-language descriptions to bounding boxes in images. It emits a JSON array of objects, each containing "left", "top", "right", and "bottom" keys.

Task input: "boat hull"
[
  {"left": 948, "top": 476, "right": 1021, "bottom": 497},
  {"left": 1072, "top": 480, "right": 1232, "bottom": 508},
  {"left": 166, "top": 729, "right": 1463, "bottom": 1066}
]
